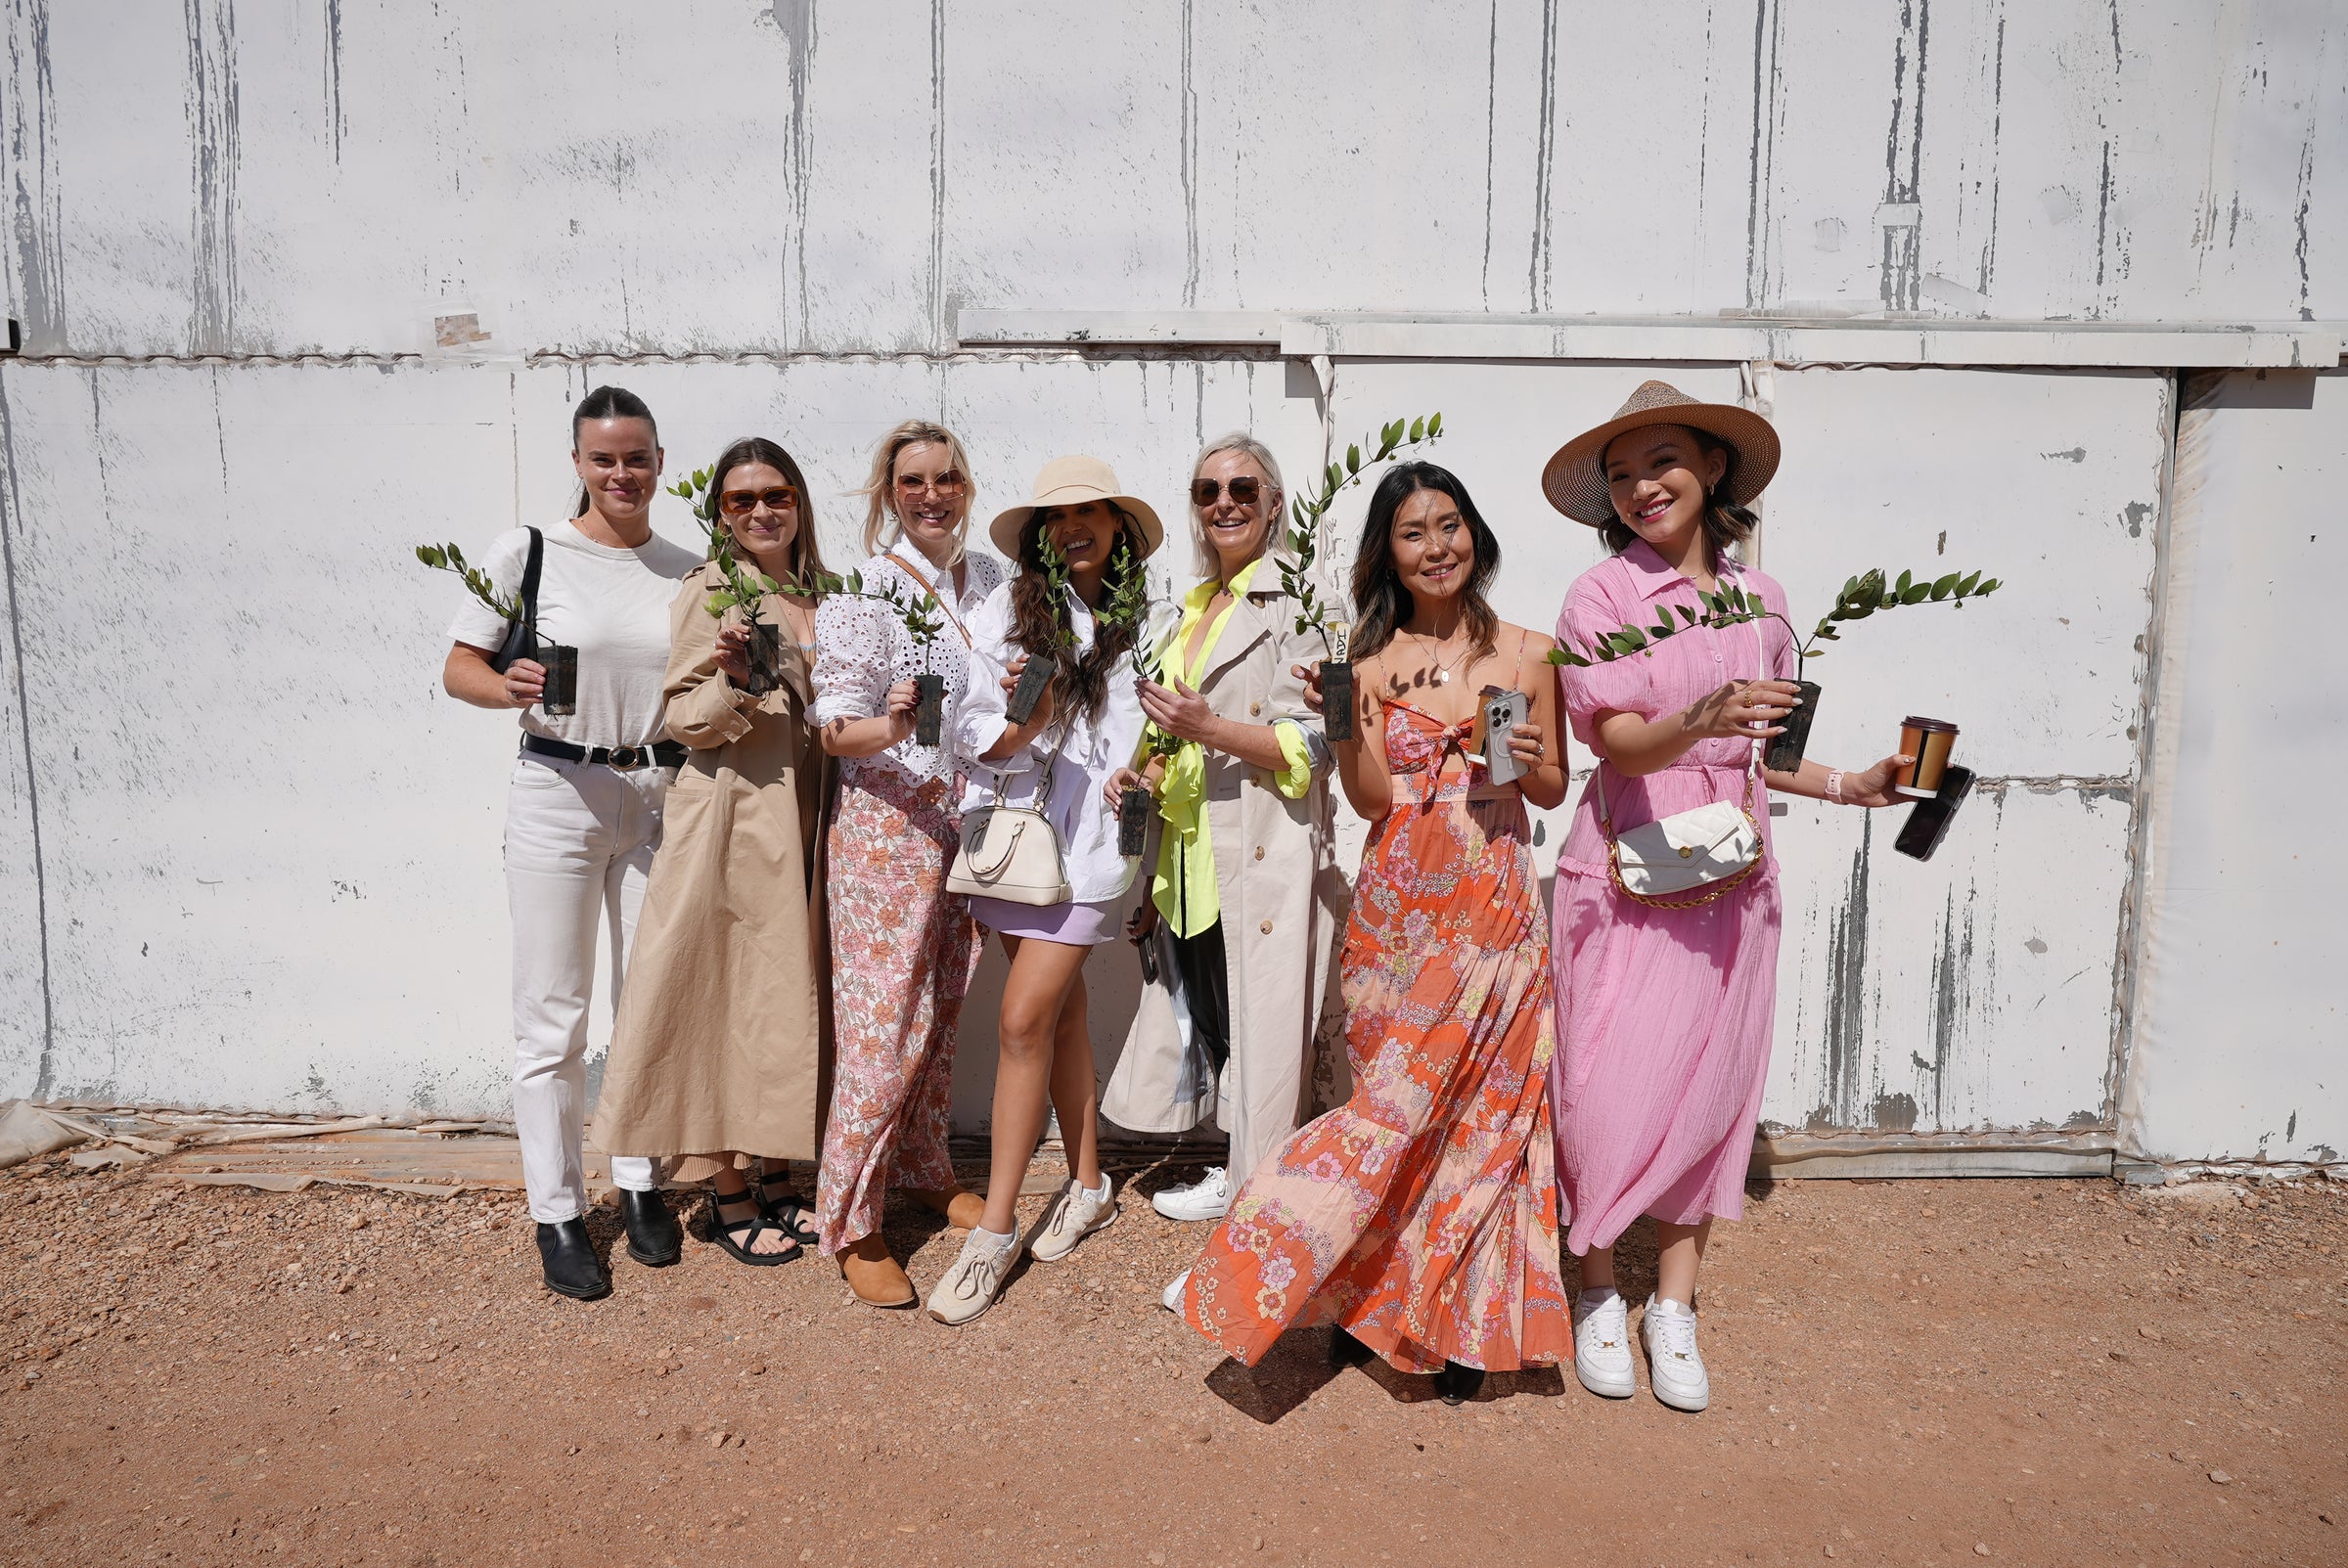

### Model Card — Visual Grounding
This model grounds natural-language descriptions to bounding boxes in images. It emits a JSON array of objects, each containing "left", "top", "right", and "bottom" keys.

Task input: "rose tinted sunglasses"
[
  {"left": 1192, "top": 475, "right": 1264, "bottom": 508},
  {"left": 719, "top": 487, "right": 798, "bottom": 515}
]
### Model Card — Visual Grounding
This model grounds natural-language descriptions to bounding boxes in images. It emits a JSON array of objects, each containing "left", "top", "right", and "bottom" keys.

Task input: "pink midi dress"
[{"left": 1550, "top": 540, "right": 1792, "bottom": 1257}]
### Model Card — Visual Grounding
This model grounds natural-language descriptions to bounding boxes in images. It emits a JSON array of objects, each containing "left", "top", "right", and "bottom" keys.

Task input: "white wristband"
[{"left": 1826, "top": 768, "right": 1845, "bottom": 804}]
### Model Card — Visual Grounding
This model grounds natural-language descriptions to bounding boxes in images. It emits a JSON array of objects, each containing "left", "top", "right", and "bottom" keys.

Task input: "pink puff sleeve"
[{"left": 1556, "top": 576, "right": 1655, "bottom": 752}]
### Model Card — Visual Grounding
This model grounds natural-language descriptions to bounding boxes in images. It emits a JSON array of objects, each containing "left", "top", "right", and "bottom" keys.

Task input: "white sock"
[
  {"left": 1087, "top": 1173, "right": 1111, "bottom": 1198},
  {"left": 1578, "top": 1285, "right": 1620, "bottom": 1308},
  {"left": 972, "top": 1222, "right": 1016, "bottom": 1252}
]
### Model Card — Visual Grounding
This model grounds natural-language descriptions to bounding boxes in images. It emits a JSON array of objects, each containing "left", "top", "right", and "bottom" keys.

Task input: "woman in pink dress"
[{"left": 1543, "top": 382, "right": 1911, "bottom": 1413}]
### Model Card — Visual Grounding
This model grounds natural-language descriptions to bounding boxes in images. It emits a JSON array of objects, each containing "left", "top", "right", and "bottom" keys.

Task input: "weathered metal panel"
[
  {"left": 6, "top": 3, "right": 2340, "bottom": 356},
  {"left": 2123, "top": 367, "right": 2346, "bottom": 1164}
]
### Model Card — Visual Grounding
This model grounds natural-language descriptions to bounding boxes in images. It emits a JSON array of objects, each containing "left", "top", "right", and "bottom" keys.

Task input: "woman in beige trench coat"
[
  {"left": 1100, "top": 431, "right": 1350, "bottom": 1307},
  {"left": 596, "top": 436, "right": 853, "bottom": 1267}
]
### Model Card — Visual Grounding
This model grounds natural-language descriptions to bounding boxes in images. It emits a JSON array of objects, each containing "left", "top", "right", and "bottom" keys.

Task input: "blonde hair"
[
  {"left": 859, "top": 420, "right": 977, "bottom": 564},
  {"left": 1188, "top": 431, "right": 1289, "bottom": 579}
]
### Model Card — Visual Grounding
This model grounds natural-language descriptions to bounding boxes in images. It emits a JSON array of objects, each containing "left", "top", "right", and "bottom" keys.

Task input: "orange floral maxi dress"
[{"left": 1179, "top": 702, "right": 1572, "bottom": 1373}]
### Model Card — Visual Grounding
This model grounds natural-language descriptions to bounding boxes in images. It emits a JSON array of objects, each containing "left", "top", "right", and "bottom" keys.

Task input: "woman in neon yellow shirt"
[{"left": 1101, "top": 432, "right": 1348, "bottom": 1310}]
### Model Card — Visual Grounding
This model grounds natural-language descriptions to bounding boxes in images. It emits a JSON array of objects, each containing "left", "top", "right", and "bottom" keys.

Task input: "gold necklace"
[{"left": 1409, "top": 627, "right": 1476, "bottom": 686}]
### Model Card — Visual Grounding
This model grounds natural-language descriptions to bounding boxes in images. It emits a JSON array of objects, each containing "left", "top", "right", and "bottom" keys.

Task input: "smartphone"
[
  {"left": 1893, "top": 765, "right": 1974, "bottom": 862},
  {"left": 1478, "top": 687, "right": 1533, "bottom": 786}
]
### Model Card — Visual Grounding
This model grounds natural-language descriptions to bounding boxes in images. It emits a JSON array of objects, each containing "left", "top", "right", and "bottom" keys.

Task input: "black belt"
[{"left": 520, "top": 735, "right": 687, "bottom": 772}]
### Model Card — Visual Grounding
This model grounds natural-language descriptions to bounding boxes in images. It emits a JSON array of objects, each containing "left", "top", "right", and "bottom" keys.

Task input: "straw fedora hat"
[
  {"left": 1541, "top": 381, "right": 1782, "bottom": 527},
  {"left": 988, "top": 456, "right": 1165, "bottom": 560}
]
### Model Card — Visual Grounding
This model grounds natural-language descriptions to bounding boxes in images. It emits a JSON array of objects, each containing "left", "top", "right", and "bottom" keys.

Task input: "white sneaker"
[
  {"left": 1640, "top": 1294, "right": 1709, "bottom": 1412},
  {"left": 1151, "top": 1166, "right": 1231, "bottom": 1222},
  {"left": 925, "top": 1223, "right": 1022, "bottom": 1326},
  {"left": 1159, "top": 1268, "right": 1192, "bottom": 1314},
  {"left": 1571, "top": 1290, "right": 1635, "bottom": 1399},
  {"left": 1027, "top": 1173, "right": 1117, "bottom": 1263}
]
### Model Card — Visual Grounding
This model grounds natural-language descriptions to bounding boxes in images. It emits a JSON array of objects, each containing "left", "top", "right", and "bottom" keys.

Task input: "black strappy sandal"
[
  {"left": 754, "top": 1162, "right": 819, "bottom": 1250},
  {"left": 706, "top": 1187, "right": 800, "bottom": 1268}
]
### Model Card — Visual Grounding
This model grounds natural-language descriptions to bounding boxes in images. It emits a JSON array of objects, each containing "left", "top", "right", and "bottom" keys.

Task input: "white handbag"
[
  {"left": 946, "top": 728, "right": 1074, "bottom": 907},
  {"left": 1596, "top": 578, "right": 1768, "bottom": 910}
]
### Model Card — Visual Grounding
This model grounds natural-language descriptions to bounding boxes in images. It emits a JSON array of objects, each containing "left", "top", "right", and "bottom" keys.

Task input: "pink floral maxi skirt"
[
  {"left": 1549, "top": 864, "right": 1783, "bottom": 1257},
  {"left": 812, "top": 770, "right": 980, "bottom": 1255}
]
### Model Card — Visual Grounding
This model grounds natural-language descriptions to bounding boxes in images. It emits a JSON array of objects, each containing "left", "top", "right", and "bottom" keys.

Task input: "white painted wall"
[
  {"left": 2122, "top": 368, "right": 2346, "bottom": 1165},
  {"left": 0, "top": 2, "right": 2340, "bottom": 1162}
]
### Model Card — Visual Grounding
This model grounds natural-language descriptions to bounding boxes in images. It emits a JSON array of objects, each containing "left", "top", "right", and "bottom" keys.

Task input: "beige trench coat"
[
  {"left": 1100, "top": 570, "right": 1350, "bottom": 1185},
  {"left": 594, "top": 564, "right": 832, "bottom": 1180}
]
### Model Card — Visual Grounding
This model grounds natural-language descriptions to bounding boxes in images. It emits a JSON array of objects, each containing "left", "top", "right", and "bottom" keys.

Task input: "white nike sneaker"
[
  {"left": 1571, "top": 1289, "right": 1635, "bottom": 1399},
  {"left": 1160, "top": 1268, "right": 1192, "bottom": 1314},
  {"left": 1027, "top": 1173, "right": 1117, "bottom": 1263},
  {"left": 1640, "top": 1294, "right": 1710, "bottom": 1412},
  {"left": 1151, "top": 1166, "right": 1231, "bottom": 1222},
  {"left": 924, "top": 1223, "right": 1022, "bottom": 1326}
]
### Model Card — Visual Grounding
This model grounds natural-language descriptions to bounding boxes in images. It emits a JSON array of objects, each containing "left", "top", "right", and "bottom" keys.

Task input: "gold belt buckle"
[{"left": 608, "top": 745, "right": 642, "bottom": 771}]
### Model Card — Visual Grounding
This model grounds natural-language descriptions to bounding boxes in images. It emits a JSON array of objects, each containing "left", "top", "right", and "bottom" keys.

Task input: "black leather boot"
[
  {"left": 535, "top": 1219, "right": 610, "bottom": 1300},
  {"left": 1434, "top": 1360, "right": 1486, "bottom": 1407},
  {"left": 619, "top": 1187, "right": 682, "bottom": 1267},
  {"left": 1327, "top": 1324, "right": 1375, "bottom": 1369}
]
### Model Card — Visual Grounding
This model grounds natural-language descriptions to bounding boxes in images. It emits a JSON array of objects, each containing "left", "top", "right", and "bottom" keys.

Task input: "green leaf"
[
  {"left": 1609, "top": 628, "right": 1648, "bottom": 653},
  {"left": 1931, "top": 571, "right": 1960, "bottom": 600},
  {"left": 1955, "top": 570, "right": 1981, "bottom": 596},
  {"left": 1676, "top": 604, "right": 1699, "bottom": 625},
  {"left": 1346, "top": 443, "right": 1362, "bottom": 473},
  {"left": 1427, "top": 413, "right": 1443, "bottom": 436},
  {"left": 1800, "top": 648, "right": 1826, "bottom": 657},
  {"left": 1976, "top": 578, "right": 2000, "bottom": 595},
  {"left": 1896, "top": 569, "right": 1915, "bottom": 595},
  {"left": 1409, "top": 416, "right": 1426, "bottom": 442},
  {"left": 1901, "top": 582, "right": 1932, "bottom": 605}
]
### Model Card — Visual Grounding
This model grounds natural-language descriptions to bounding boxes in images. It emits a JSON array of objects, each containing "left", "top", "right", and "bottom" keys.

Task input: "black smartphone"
[{"left": 1893, "top": 765, "right": 1974, "bottom": 862}]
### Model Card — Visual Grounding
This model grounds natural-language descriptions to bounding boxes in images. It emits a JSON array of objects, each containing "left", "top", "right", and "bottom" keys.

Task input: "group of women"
[{"left": 439, "top": 379, "right": 1914, "bottom": 1414}]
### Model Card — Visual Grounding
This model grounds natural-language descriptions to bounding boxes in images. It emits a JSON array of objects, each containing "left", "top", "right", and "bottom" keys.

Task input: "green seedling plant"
[
  {"left": 667, "top": 467, "right": 786, "bottom": 627},
  {"left": 803, "top": 566, "right": 947, "bottom": 672},
  {"left": 414, "top": 542, "right": 523, "bottom": 621},
  {"left": 1100, "top": 536, "right": 1183, "bottom": 765},
  {"left": 1002, "top": 531, "right": 1077, "bottom": 726},
  {"left": 1277, "top": 413, "right": 1444, "bottom": 657},
  {"left": 1545, "top": 566, "right": 2003, "bottom": 669}
]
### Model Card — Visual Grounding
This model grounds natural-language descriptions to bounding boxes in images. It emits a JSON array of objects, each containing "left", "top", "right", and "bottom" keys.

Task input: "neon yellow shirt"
[{"left": 1147, "top": 558, "right": 1314, "bottom": 938}]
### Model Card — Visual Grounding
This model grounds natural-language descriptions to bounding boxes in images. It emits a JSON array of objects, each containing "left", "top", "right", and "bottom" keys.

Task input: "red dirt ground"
[{"left": 3, "top": 1155, "right": 2342, "bottom": 1567}]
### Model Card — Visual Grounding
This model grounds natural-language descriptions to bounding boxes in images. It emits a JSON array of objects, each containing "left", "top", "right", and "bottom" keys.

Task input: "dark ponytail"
[{"left": 569, "top": 386, "right": 659, "bottom": 517}]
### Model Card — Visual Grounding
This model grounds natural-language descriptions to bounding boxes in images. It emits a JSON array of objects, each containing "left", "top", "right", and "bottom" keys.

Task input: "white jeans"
[{"left": 505, "top": 755, "right": 667, "bottom": 1223}]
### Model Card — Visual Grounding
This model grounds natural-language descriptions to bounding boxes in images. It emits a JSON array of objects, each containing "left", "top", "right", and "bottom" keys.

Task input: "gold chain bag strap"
[
  {"left": 1596, "top": 572, "right": 1768, "bottom": 910},
  {"left": 946, "top": 711, "right": 1074, "bottom": 907}
]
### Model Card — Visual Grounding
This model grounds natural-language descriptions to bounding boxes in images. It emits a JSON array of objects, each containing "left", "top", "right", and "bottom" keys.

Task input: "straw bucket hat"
[
  {"left": 988, "top": 456, "right": 1165, "bottom": 560},
  {"left": 1541, "top": 380, "right": 1782, "bottom": 527}
]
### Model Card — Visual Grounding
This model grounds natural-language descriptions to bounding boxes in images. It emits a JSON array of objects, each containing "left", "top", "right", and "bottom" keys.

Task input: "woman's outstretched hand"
[
  {"left": 1138, "top": 677, "right": 1217, "bottom": 744},
  {"left": 1836, "top": 754, "right": 1914, "bottom": 808}
]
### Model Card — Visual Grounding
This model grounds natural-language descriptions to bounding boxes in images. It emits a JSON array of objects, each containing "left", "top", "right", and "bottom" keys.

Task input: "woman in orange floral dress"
[{"left": 1177, "top": 462, "right": 1573, "bottom": 1404}]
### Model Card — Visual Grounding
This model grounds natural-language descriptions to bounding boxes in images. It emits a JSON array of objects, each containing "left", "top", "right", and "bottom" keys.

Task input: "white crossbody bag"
[
  {"left": 1596, "top": 578, "right": 1767, "bottom": 910},
  {"left": 947, "top": 723, "right": 1074, "bottom": 907}
]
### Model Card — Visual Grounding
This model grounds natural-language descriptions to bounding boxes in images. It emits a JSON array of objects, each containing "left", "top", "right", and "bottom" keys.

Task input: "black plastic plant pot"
[
  {"left": 1763, "top": 679, "right": 1823, "bottom": 772},
  {"left": 539, "top": 644, "right": 579, "bottom": 717},
  {"left": 913, "top": 672, "right": 946, "bottom": 746},
  {"left": 745, "top": 620, "right": 784, "bottom": 697},
  {"left": 1117, "top": 784, "right": 1153, "bottom": 857},
  {"left": 1320, "top": 659, "right": 1356, "bottom": 742},
  {"left": 1005, "top": 656, "right": 1054, "bottom": 726}
]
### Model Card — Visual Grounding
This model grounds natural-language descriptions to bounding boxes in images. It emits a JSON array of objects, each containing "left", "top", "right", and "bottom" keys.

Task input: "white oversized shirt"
[{"left": 954, "top": 580, "right": 1146, "bottom": 906}]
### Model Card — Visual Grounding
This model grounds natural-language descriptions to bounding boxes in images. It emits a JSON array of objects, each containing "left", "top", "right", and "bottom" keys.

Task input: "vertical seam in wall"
[
  {"left": 0, "top": 369, "right": 55, "bottom": 1095},
  {"left": 2110, "top": 367, "right": 2189, "bottom": 1157}
]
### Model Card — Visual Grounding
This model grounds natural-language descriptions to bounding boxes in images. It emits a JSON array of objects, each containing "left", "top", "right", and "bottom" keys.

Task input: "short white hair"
[{"left": 1188, "top": 431, "right": 1289, "bottom": 579}]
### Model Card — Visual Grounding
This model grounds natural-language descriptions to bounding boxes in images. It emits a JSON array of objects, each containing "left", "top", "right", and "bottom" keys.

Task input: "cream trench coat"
[
  {"left": 1100, "top": 569, "right": 1350, "bottom": 1186},
  {"left": 593, "top": 563, "right": 832, "bottom": 1181}
]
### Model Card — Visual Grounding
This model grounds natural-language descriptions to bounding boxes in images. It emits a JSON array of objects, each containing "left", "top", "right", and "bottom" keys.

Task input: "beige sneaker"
[
  {"left": 924, "top": 1223, "right": 1021, "bottom": 1326},
  {"left": 1027, "top": 1174, "right": 1116, "bottom": 1263}
]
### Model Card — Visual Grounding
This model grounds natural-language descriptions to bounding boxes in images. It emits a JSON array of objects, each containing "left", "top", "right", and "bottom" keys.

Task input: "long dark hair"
[
  {"left": 1597, "top": 425, "right": 1757, "bottom": 564},
  {"left": 708, "top": 436, "right": 829, "bottom": 591},
  {"left": 1347, "top": 463, "right": 1500, "bottom": 662},
  {"left": 1008, "top": 505, "right": 1146, "bottom": 728},
  {"left": 569, "top": 385, "right": 658, "bottom": 517}
]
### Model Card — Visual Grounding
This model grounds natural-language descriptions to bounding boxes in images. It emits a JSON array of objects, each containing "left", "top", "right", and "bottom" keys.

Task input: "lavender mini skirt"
[{"left": 970, "top": 894, "right": 1123, "bottom": 947}]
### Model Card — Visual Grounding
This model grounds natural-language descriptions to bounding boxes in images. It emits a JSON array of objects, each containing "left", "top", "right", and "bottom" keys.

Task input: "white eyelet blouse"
[{"left": 809, "top": 544, "right": 1007, "bottom": 787}]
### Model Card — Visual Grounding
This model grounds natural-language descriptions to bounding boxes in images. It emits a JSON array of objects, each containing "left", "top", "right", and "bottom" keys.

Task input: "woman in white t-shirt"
[
  {"left": 440, "top": 385, "right": 702, "bottom": 1302},
  {"left": 808, "top": 422, "right": 1005, "bottom": 1308}
]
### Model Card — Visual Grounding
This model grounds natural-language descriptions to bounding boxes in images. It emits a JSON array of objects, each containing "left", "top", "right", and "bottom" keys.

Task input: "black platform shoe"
[
  {"left": 1434, "top": 1360, "right": 1485, "bottom": 1407},
  {"left": 619, "top": 1188, "right": 682, "bottom": 1267},
  {"left": 536, "top": 1219, "right": 610, "bottom": 1300},
  {"left": 1327, "top": 1324, "right": 1376, "bottom": 1369}
]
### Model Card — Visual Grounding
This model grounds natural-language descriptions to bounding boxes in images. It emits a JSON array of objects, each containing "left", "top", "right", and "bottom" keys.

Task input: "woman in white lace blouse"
[{"left": 808, "top": 421, "right": 1006, "bottom": 1308}]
